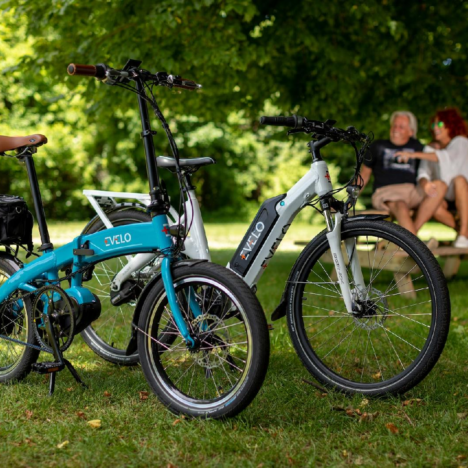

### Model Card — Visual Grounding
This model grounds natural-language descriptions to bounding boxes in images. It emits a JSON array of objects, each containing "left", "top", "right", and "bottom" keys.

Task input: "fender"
[
  {"left": 125, "top": 258, "right": 208, "bottom": 356},
  {"left": 271, "top": 214, "right": 388, "bottom": 321},
  {"left": 0, "top": 249, "right": 24, "bottom": 270}
]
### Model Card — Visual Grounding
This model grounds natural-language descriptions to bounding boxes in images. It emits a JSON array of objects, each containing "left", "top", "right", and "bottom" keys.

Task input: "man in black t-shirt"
[{"left": 361, "top": 111, "right": 447, "bottom": 234}]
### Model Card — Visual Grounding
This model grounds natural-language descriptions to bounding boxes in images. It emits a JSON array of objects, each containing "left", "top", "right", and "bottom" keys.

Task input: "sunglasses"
[{"left": 431, "top": 121, "right": 445, "bottom": 129}]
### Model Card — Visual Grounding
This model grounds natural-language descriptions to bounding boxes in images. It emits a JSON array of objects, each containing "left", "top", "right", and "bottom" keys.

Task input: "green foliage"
[{"left": 0, "top": 1, "right": 467, "bottom": 220}]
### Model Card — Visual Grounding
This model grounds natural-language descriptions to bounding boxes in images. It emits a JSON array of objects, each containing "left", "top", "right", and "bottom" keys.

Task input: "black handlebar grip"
[
  {"left": 260, "top": 115, "right": 304, "bottom": 128},
  {"left": 67, "top": 63, "right": 107, "bottom": 79}
]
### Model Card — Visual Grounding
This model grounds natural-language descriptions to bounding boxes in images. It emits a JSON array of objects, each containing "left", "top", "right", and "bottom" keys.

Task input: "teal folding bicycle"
[{"left": 0, "top": 60, "right": 270, "bottom": 419}]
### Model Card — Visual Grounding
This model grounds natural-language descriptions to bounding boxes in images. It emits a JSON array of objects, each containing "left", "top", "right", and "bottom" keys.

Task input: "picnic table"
[{"left": 295, "top": 211, "right": 468, "bottom": 298}]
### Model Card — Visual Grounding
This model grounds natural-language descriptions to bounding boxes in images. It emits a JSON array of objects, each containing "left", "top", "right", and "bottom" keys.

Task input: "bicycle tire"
[
  {"left": 80, "top": 209, "right": 151, "bottom": 365},
  {"left": 0, "top": 257, "right": 39, "bottom": 383},
  {"left": 138, "top": 262, "right": 270, "bottom": 419},
  {"left": 286, "top": 219, "right": 450, "bottom": 396}
]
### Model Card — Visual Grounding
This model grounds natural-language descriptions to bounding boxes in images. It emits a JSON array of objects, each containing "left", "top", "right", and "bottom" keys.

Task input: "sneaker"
[
  {"left": 454, "top": 235, "right": 468, "bottom": 248},
  {"left": 425, "top": 238, "right": 439, "bottom": 250}
]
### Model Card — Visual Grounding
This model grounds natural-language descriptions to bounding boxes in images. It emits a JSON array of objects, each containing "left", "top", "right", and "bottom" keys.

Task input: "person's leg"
[
  {"left": 453, "top": 176, "right": 468, "bottom": 237},
  {"left": 386, "top": 200, "right": 416, "bottom": 234},
  {"left": 433, "top": 200, "right": 457, "bottom": 229},
  {"left": 413, "top": 181, "right": 447, "bottom": 233}
]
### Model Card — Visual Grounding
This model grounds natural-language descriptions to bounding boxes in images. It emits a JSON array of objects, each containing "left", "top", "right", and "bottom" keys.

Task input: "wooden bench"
[
  {"left": 294, "top": 239, "right": 468, "bottom": 299},
  {"left": 295, "top": 206, "right": 468, "bottom": 296}
]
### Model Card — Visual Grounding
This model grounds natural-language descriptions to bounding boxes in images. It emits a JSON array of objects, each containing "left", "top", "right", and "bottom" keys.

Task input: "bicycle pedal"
[
  {"left": 267, "top": 324, "right": 274, "bottom": 331},
  {"left": 31, "top": 362, "right": 65, "bottom": 374}
]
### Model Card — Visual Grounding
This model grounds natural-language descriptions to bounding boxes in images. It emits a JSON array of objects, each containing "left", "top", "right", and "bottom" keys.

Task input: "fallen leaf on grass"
[
  {"left": 87, "top": 419, "right": 101, "bottom": 429},
  {"left": 360, "top": 398, "right": 369, "bottom": 407},
  {"left": 57, "top": 440, "right": 69, "bottom": 449},
  {"left": 76, "top": 411, "right": 86, "bottom": 420},
  {"left": 457, "top": 413, "right": 467, "bottom": 420},
  {"left": 385, "top": 423, "right": 399, "bottom": 434},
  {"left": 457, "top": 454, "right": 467, "bottom": 461},
  {"left": 103, "top": 391, "right": 111, "bottom": 398},
  {"left": 173, "top": 419, "right": 182, "bottom": 426},
  {"left": 66, "top": 387, "right": 74, "bottom": 392},
  {"left": 25, "top": 410, "right": 33, "bottom": 420},
  {"left": 402, "top": 398, "right": 425, "bottom": 407},
  {"left": 139, "top": 391, "right": 149, "bottom": 401},
  {"left": 359, "top": 412, "right": 379, "bottom": 423}
]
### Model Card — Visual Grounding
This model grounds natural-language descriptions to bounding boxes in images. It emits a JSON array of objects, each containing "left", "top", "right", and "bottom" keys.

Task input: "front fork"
[
  {"left": 160, "top": 257, "right": 203, "bottom": 347},
  {"left": 324, "top": 209, "right": 367, "bottom": 313}
]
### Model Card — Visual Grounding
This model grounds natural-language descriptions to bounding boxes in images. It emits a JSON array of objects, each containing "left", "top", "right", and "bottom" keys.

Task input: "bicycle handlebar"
[
  {"left": 259, "top": 115, "right": 303, "bottom": 128},
  {"left": 67, "top": 63, "right": 107, "bottom": 79},
  {"left": 260, "top": 114, "right": 368, "bottom": 144},
  {"left": 67, "top": 62, "right": 202, "bottom": 90}
]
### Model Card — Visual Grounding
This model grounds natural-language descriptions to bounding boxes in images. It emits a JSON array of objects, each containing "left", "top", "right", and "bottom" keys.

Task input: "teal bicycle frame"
[
  {"left": 0, "top": 216, "right": 196, "bottom": 347},
  {"left": 0, "top": 69, "right": 201, "bottom": 351}
]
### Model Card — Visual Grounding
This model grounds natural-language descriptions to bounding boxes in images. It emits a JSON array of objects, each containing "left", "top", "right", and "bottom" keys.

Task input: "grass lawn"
[{"left": 1, "top": 221, "right": 467, "bottom": 467}]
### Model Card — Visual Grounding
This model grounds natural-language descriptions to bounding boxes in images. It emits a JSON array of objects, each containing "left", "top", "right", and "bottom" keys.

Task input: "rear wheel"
[
  {"left": 287, "top": 220, "right": 450, "bottom": 396},
  {"left": 0, "top": 257, "right": 39, "bottom": 383},
  {"left": 80, "top": 210, "right": 151, "bottom": 365}
]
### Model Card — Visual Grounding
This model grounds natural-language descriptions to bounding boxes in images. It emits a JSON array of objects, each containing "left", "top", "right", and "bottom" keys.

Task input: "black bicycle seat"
[{"left": 156, "top": 156, "right": 216, "bottom": 173}]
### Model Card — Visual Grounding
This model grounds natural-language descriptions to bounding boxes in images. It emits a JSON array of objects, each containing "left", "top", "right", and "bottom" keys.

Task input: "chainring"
[{"left": 32, "top": 285, "right": 75, "bottom": 352}]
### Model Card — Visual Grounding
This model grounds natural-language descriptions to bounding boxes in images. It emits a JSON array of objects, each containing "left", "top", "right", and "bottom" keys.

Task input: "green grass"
[{"left": 1, "top": 223, "right": 468, "bottom": 467}]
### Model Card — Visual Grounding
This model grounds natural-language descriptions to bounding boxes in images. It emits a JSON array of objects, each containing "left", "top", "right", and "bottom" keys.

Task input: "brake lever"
[
  {"left": 287, "top": 128, "right": 306, "bottom": 135},
  {"left": 168, "top": 75, "right": 202, "bottom": 90}
]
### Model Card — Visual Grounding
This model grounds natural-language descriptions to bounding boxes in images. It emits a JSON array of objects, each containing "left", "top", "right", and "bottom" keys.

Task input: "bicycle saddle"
[
  {"left": 0, "top": 134, "right": 48, "bottom": 153},
  {"left": 156, "top": 156, "right": 215, "bottom": 173}
]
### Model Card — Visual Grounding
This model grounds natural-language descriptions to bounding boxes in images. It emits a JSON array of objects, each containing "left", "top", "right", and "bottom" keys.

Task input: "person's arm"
[
  {"left": 394, "top": 151, "right": 438, "bottom": 163},
  {"left": 359, "top": 165, "right": 372, "bottom": 192}
]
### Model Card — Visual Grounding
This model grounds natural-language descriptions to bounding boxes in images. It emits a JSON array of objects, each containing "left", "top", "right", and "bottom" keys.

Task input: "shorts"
[{"left": 371, "top": 183, "right": 425, "bottom": 212}]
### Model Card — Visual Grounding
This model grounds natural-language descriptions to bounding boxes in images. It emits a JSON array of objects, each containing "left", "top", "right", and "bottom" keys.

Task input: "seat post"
[{"left": 22, "top": 153, "right": 53, "bottom": 251}]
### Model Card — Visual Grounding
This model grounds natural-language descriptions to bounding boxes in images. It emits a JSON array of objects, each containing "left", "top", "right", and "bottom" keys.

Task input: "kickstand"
[
  {"left": 49, "top": 372, "right": 56, "bottom": 395},
  {"left": 64, "top": 358, "right": 88, "bottom": 389},
  {"left": 43, "top": 314, "right": 87, "bottom": 395}
]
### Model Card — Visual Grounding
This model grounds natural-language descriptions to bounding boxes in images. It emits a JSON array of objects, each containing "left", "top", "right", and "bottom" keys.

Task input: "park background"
[{"left": 1, "top": 1, "right": 468, "bottom": 467}]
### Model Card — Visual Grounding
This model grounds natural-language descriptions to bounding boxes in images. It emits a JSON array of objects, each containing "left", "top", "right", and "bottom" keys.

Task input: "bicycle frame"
[{"left": 87, "top": 157, "right": 366, "bottom": 315}]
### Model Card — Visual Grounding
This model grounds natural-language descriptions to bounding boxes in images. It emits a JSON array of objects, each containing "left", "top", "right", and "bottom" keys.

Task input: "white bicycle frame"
[{"left": 84, "top": 158, "right": 366, "bottom": 313}]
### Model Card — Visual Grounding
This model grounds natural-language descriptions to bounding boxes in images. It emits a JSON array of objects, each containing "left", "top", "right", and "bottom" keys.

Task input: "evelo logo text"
[
  {"left": 104, "top": 233, "right": 132, "bottom": 247},
  {"left": 240, "top": 222, "right": 265, "bottom": 260}
]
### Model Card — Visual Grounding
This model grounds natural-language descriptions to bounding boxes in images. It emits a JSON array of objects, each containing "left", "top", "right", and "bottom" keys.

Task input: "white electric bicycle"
[{"left": 80, "top": 115, "right": 450, "bottom": 396}]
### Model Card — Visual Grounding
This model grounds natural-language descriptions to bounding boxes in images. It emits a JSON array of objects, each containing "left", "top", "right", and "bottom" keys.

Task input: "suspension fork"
[{"left": 323, "top": 208, "right": 367, "bottom": 313}]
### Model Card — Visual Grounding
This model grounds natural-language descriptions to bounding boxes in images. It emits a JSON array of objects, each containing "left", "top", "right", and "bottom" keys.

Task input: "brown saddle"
[{"left": 0, "top": 134, "right": 48, "bottom": 153}]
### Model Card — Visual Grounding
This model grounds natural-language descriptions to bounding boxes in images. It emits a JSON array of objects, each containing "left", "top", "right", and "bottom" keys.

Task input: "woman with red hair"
[{"left": 396, "top": 108, "right": 468, "bottom": 247}]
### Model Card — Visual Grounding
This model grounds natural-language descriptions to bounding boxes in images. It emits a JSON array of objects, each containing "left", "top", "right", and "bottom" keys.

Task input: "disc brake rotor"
[
  {"left": 353, "top": 287, "right": 388, "bottom": 331},
  {"left": 191, "top": 314, "right": 230, "bottom": 369}
]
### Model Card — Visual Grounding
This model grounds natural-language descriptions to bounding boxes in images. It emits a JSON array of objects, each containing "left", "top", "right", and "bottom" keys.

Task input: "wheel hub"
[
  {"left": 353, "top": 287, "right": 388, "bottom": 331},
  {"left": 191, "top": 314, "right": 230, "bottom": 369}
]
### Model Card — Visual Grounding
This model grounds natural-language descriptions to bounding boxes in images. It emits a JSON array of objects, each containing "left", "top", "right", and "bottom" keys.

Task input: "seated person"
[
  {"left": 361, "top": 111, "right": 446, "bottom": 235},
  {"left": 396, "top": 108, "right": 468, "bottom": 247}
]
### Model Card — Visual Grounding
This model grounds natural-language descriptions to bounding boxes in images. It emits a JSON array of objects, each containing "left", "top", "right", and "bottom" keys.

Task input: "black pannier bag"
[{"left": 0, "top": 195, "right": 34, "bottom": 251}]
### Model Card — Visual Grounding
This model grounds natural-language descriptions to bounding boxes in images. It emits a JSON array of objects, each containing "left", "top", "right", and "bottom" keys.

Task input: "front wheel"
[
  {"left": 138, "top": 262, "right": 270, "bottom": 419},
  {"left": 287, "top": 219, "right": 450, "bottom": 396}
]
